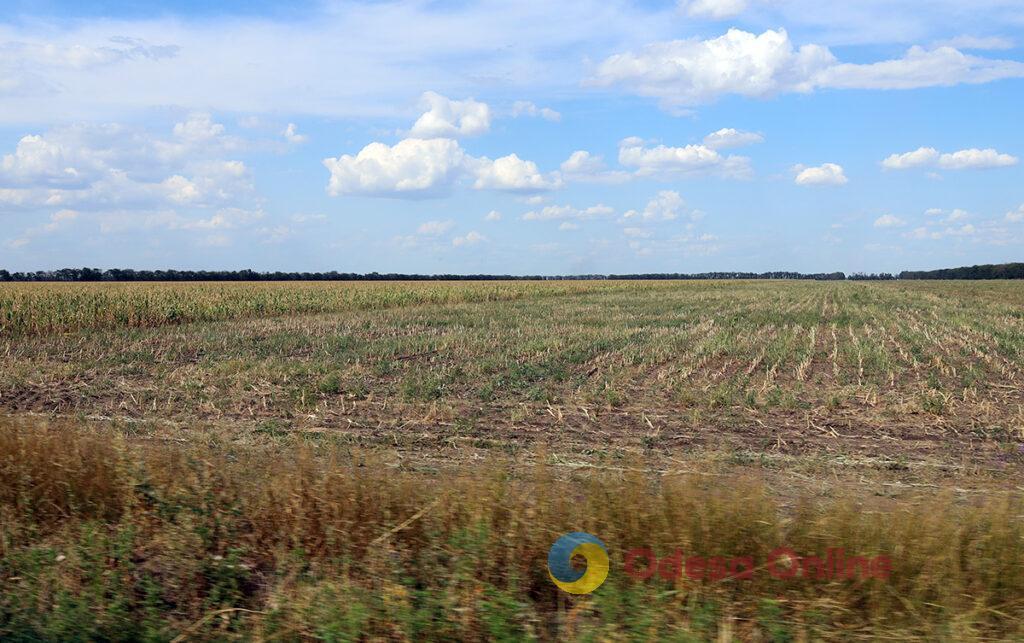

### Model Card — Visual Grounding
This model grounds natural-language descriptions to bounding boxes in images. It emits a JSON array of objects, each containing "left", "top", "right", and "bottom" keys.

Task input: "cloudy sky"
[{"left": 2, "top": 0, "right": 1024, "bottom": 274}]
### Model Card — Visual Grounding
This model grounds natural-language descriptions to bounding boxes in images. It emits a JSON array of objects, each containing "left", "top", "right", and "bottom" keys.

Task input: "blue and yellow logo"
[{"left": 547, "top": 532, "right": 609, "bottom": 594}]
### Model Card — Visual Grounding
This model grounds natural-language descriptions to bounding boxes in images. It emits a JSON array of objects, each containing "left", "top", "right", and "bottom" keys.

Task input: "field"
[{"left": 2, "top": 280, "right": 1024, "bottom": 640}]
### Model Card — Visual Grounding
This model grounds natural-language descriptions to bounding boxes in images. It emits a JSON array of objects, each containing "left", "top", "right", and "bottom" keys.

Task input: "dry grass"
[{"left": 1, "top": 421, "right": 1023, "bottom": 641}]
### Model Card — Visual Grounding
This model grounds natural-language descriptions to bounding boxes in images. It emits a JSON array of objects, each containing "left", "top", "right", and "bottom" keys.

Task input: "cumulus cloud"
[
  {"left": 417, "top": 219, "right": 455, "bottom": 236},
  {"left": 452, "top": 230, "right": 486, "bottom": 246},
  {"left": 409, "top": 92, "right": 490, "bottom": 138},
  {"left": 511, "top": 101, "right": 561, "bottom": 122},
  {"left": 618, "top": 137, "right": 752, "bottom": 178},
  {"left": 471, "top": 153, "right": 561, "bottom": 192},
  {"left": 484, "top": 210, "right": 502, "bottom": 221},
  {"left": 172, "top": 112, "right": 225, "bottom": 143},
  {"left": 702, "top": 128, "right": 764, "bottom": 150},
  {"left": 323, "top": 137, "right": 468, "bottom": 197},
  {"left": 621, "top": 190, "right": 688, "bottom": 221},
  {"left": 5, "top": 208, "right": 79, "bottom": 248},
  {"left": 793, "top": 162, "right": 847, "bottom": 186},
  {"left": 882, "top": 146, "right": 1018, "bottom": 170},
  {"left": 559, "top": 150, "right": 632, "bottom": 184},
  {"left": 179, "top": 206, "right": 264, "bottom": 231},
  {"left": 678, "top": 0, "right": 748, "bottom": 19},
  {"left": 1006, "top": 204, "right": 1024, "bottom": 223},
  {"left": 907, "top": 223, "right": 977, "bottom": 240},
  {"left": 591, "top": 28, "right": 1024, "bottom": 109},
  {"left": 874, "top": 214, "right": 906, "bottom": 228},
  {"left": 0, "top": 134, "right": 95, "bottom": 188},
  {"left": 323, "top": 135, "right": 559, "bottom": 197},
  {"left": 282, "top": 123, "right": 308, "bottom": 144},
  {"left": 622, "top": 227, "right": 652, "bottom": 238},
  {"left": 0, "top": 116, "right": 255, "bottom": 214},
  {"left": 522, "top": 203, "right": 614, "bottom": 221}
]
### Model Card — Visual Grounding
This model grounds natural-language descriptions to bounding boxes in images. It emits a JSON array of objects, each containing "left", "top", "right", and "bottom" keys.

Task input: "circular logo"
[{"left": 547, "top": 532, "right": 609, "bottom": 594}]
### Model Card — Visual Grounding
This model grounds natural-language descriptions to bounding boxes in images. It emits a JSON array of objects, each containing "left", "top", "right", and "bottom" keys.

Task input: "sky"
[{"left": 2, "top": 0, "right": 1024, "bottom": 275}]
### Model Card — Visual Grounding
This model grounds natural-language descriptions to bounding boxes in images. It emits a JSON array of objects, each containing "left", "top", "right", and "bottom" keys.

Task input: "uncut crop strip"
[{"left": 0, "top": 280, "right": 680, "bottom": 337}]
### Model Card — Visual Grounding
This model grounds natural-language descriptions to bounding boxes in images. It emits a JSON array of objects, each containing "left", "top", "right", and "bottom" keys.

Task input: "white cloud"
[
  {"left": 935, "top": 35, "right": 1015, "bottom": 51},
  {"left": 618, "top": 137, "right": 752, "bottom": 178},
  {"left": 511, "top": 101, "right": 561, "bottom": 122},
  {"left": 561, "top": 150, "right": 604, "bottom": 175},
  {"left": 172, "top": 112, "right": 226, "bottom": 144},
  {"left": 623, "top": 227, "right": 652, "bottom": 238},
  {"left": 678, "top": 0, "right": 748, "bottom": 19},
  {"left": 882, "top": 146, "right": 1018, "bottom": 170},
  {"left": 558, "top": 221, "right": 579, "bottom": 231},
  {"left": 1006, "top": 205, "right": 1024, "bottom": 223},
  {"left": 323, "top": 130, "right": 559, "bottom": 197},
  {"left": 471, "top": 153, "right": 561, "bottom": 192},
  {"left": 793, "top": 163, "right": 847, "bottom": 186},
  {"left": 522, "top": 203, "right": 614, "bottom": 221},
  {"left": 409, "top": 92, "right": 490, "bottom": 138},
  {"left": 484, "top": 210, "right": 502, "bottom": 221},
  {"left": 591, "top": 29, "right": 833, "bottom": 107},
  {"left": 5, "top": 208, "right": 80, "bottom": 248},
  {"left": 282, "top": 123, "right": 308, "bottom": 144},
  {"left": 0, "top": 117, "right": 255, "bottom": 217},
  {"left": 5, "top": 3, "right": 1024, "bottom": 123},
  {"left": 323, "top": 137, "right": 468, "bottom": 197},
  {"left": 255, "top": 225, "right": 292, "bottom": 244},
  {"left": 591, "top": 28, "right": 1024, "bottom": 109},
  {"left": 874, "top": 214, "right": 905, "bottom": 228},
  {"left": 702, "top": 128, "right": 764, "bottom": 150},
  {"left": 0, "top": 6, "right": 664, "bottom": 122},
  {"left": 819, "top": 46, "right": 1024, "bottom": 90},
  {"left": 559, "top": 150, "right": 631, "bottom": 184},
  {"left": 0, "top": 134, "right": 93, "bottom": 188},
  {"left": 621, "top": 190, "right": 687, "bottom": 221},
  {"left": 882, "top": 147, "right": 940, "bottom": 170},
  {"left": 625, "top": 230, "right": 721, "bottom": 257},
  {"left": 0, "top": 37, "right": 178, "bottom": 72},
  {"left": 938, "top": 148, "right": 1018, "bottom": 170},
  {"left": 180, "top": 206, "right": 264, "bottom": 231},
  {"left": 452, "top": 230, "right": 486, "bottom": 246},
  {"left": 907, "top": 223, "right": 977, "bottom": 240},
  {"left": 162, "top": 175, "right": 201, "bottom": 203},
  {"left": 417, "top": 219, "right": 455, "bottom": 236}
]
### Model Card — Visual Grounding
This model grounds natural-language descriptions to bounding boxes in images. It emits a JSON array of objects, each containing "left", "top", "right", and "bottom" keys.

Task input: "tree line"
[
  {"left": 0, "top": 268, "right": 848, "bottom": 282},
  {"left": 0, "top": 265, "right": 1017, "bottom": 282},
  {"left": 898, "top": 263, "right": 1024, "bottom": 280}
]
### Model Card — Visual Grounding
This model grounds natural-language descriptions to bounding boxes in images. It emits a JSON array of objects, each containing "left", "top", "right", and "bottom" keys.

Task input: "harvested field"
[{"left": 2, "top": 280, "right": 1023, "bottom": 640}]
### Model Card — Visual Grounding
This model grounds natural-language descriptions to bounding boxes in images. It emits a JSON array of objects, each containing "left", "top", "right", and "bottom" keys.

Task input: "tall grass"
[{"left": 2, "top": 422, "right": 1022, "bottom": 641}]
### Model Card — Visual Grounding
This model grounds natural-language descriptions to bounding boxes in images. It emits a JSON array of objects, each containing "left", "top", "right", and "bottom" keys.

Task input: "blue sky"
[{"left": 2, "top": 0, "right": 1024, "bottom": 274}]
